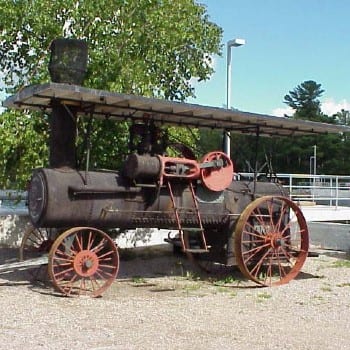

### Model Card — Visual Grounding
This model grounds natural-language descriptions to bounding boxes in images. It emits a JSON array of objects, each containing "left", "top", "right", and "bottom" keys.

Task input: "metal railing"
[
  {"left": 236, "top": 173, "right": 350, "bottom": 208},
  {"left": 0, "top": 190, "right": 28, "bottom": 216}
]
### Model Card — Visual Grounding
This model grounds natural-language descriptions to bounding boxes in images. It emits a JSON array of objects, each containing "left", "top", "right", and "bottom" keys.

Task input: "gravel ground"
[{"left": 0, "top": 247, "right": 350, "bottom": 350}]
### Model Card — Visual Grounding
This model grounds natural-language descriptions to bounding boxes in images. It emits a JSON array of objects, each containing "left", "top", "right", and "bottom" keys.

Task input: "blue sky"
[{"left": 189, "top": 0, "right": 350, "bottom": 116}]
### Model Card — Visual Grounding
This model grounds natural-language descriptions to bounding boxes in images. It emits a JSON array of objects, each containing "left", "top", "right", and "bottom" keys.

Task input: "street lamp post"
[
  {"left": 309, "top": 145, "right": 317, "bottom": 190},
  {"left": 224, "top": 38, "right": 245, "bottom": 158},
  {"left": 312, "top": 145, "right": 317, "bottom": 176}
]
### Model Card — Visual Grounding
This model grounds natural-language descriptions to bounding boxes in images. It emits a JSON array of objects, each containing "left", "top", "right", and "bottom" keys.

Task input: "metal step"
[
  {"left": 185, "top": 249, "right": 209, "bottom": 254},
  {"left": 166, "top": 179, "right": 208, "bottom": 253}
]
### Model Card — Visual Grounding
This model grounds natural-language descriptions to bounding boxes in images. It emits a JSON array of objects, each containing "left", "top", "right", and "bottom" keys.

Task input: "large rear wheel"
[{"left": 234, "top": 196, "right": 309, "bottom": 286}]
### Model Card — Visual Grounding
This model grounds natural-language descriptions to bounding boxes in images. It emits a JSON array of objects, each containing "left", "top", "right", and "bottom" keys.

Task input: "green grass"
[
  {"left": 212, "top": 275, "right": 239, "bottom": 286},
  {"left": 182, "top": 270, "right": 201, "bottom": 281},
  {"left": 312, "top": 295, "right": 324, "bottom": 301},
  {"left": 131, "top": 276, "right": 147, "bottom": 284},
  {"left": 257, "top": 292, "right": 272, "bottom": 301},
  {"left": 330, "top": 260, "right": 350, "bottom": 268},
  {"left": 320, "top": 284, "right": 332, "bottom": 292},
  {"left": 183, "top": 283, "right": 201, "bottom": 292},
  {"left": 336, "top": 282, "right": 350, "bottom": 287}
]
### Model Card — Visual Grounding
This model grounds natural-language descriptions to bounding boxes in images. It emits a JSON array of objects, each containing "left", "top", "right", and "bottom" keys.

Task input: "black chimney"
[{"left": 48, "top": 38, "right": 88, "bottom": 168}]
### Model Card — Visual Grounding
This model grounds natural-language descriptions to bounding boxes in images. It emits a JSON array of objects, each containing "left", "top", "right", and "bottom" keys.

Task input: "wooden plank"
[{"left": 4, "top": 82, "right": 350, "bottom": 136}]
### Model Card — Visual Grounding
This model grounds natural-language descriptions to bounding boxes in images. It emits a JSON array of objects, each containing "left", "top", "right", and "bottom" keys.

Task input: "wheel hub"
[
  {"left": 265, "top": 233, "right": 284, "bottom": 249},
  {"left": 73, "top": 250, "right": 99, "bottom": 277}
]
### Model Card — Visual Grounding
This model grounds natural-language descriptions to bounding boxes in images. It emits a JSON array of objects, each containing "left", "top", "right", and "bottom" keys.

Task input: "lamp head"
[{"left": 227, "top": 38, "right": 246, "bottom": 47}]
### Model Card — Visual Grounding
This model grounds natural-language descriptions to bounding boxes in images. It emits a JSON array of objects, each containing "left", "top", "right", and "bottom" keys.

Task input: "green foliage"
[
  {"left": 0, "top": 0, "right": 222, "bottom": 188},
  {"left": 334, "top": 109, "right": 350, "bottom": 126},
  {"left": 0, "top": 110, "right": 48, "bottom": 188},
  {"left": 197, "top": 129, "right": 222, "bottom": 154},
  {"left": 284, "top": 80, "right": 325, "bottom": 121},
  {"left": 0, "top": 0, "right": 222, "bottom": 99},
  {"left": 279, "top": 81, "right": 350, "bottom": 174},
  {"left": 76, "top": 118, "right": 130, "bottom": 170}
]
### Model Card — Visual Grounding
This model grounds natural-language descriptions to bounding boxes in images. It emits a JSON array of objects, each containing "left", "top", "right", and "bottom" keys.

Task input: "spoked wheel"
[
  {"left": 234, "top": 196, "right": 309, "bottom": 286},
  {"left": 19, "top": 225, "right": 55, "bottom": 261},
  {"left": 19, "top": 225, "right": 56, "bottom": 281},
  {"left": 48, "top": 227, "right": 119, "bottom": 297}
]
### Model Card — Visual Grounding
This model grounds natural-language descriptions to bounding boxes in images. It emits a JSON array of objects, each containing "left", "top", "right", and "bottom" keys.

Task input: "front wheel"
[
  {"left": 234, "top": 196, "right": 309, "bottom": 286},
  {"left": 19, "top": 225, "right": 57, "bottom": 281},
  {"left": 48, "top": 227, "right": 119, "bottom": 297}
]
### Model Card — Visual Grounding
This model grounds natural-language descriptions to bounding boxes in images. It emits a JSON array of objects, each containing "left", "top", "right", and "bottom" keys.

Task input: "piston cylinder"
[{"left": 123, "top": 154, "right": 161, "bottom": 180}]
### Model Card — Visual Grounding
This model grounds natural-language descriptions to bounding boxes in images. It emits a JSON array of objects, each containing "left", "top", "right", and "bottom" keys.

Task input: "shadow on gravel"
[
  {"left": 294, "top": 271, "right": 322, "bottom": 281},
  {"left": 0, "top": 247, "right": 323, "bottom": 296},
  {"left": 0, "top": 247, "right": 32, "bottom": 283}
]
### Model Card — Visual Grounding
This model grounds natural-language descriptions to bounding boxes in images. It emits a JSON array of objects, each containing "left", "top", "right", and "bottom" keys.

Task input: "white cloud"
[
  {"left": 272, "top": 98, "right": 350, "bottom": 117},
  {"left": 272, "top": 106, "right": 294, "bottom": 117},
  {"left": 321, "top": 98, "right": 350, "bottom": 115}
]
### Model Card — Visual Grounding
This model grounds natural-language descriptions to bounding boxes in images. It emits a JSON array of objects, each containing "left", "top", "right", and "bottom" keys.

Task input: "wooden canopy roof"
[{"left": 4, "top": 82, "right": 350, "bottom": 136}]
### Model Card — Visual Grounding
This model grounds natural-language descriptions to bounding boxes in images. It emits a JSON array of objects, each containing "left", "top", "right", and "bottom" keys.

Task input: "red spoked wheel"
[
  {"left": 19, "top": 225, "right": 57, "bottom": 281},
  {"left": 48, "top": 227, "right": 119, "bottom": 297},
  {"left": 200, "top": 151, "right": 233, "bottom": 192},
  {"left": 234, "top": 196, "right": 309, "bottom": 286}
]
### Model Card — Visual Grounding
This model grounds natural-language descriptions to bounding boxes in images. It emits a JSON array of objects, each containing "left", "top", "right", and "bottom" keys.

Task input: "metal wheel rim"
[
  {"left": 234, "top": 196, "right": 309, "bottom": 286},
  {"left": 19, "top": 225, "right": 56, "bottom": 282},
  {"left": 19, "top": 225, "right": 54, "bottom": 261},
  {"left": 48, "top": 227, "right": 119, "bottom": 297}
]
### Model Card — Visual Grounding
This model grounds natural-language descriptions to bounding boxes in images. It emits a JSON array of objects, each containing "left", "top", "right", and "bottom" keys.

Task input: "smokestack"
[
  {"left": 48, "top": 38, "right": 88, "bottom": 85},
  {"left": 48, "top": 38, "right": 88, "bottom": 168}
]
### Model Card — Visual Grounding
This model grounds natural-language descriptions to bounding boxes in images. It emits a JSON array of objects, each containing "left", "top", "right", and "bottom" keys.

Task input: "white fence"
[{"left": 237, "top": 173, "right": 350, "bottom": 208}]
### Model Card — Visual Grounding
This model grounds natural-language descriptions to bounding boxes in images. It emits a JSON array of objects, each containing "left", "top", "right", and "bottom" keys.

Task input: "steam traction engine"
[
  {"left": 27, "top": 145, "right": 307, "bottom": 297},
  {"left": 4, "top": 39, "right": 346, "bottom": 297}
]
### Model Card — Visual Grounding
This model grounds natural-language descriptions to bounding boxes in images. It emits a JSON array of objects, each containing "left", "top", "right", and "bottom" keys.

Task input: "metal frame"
[{"left": 4, "top": 82, "right": 350, "bottom": 137}]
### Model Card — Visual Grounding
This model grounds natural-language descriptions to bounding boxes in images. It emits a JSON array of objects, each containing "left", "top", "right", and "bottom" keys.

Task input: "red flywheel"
[{"left": 200, "top": 151, "right": 234, "bottom": 192}]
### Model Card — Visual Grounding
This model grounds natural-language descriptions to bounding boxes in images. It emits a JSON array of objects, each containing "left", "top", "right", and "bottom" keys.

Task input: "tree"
[
  {"left": 283, "top": 80, "right": 326, "bottom": 122},
  {"left": 276, "top": 81, "right": 349, "bottom": 174},
  {"left": 0, "top": 110, "right": 49, "bottom": 188},
  {"left": 335, "top": 109, "right": 350, "bottom": 126},
  {"left": 228, "top": 80, "right": 350, "bottom": 175},
  {"left": 0, "top": 0, "right": 221, "bottom": 99},
  {"left": 0, "top": 0, "right": 222, "bottom": 188}
]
